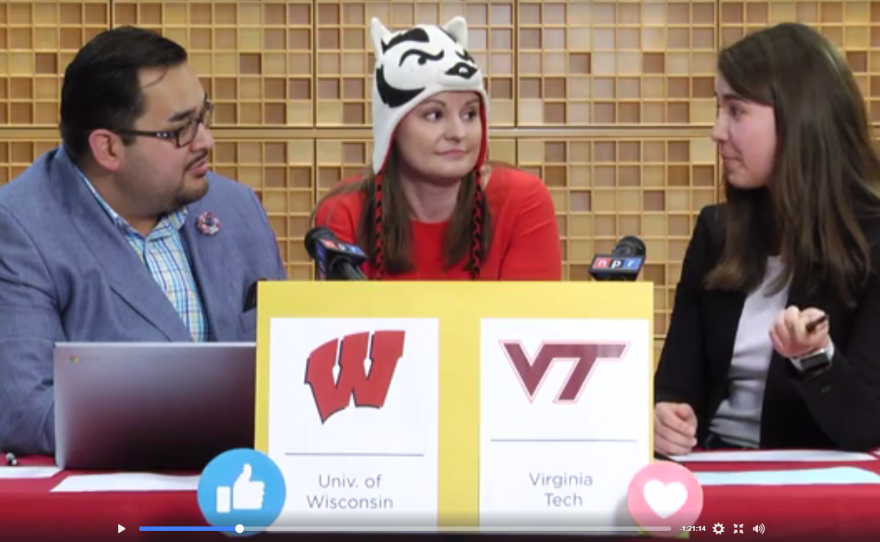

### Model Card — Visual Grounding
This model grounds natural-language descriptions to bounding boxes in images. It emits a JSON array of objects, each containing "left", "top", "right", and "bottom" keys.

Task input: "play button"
[{"left": 118, "top": 525, "right": 125, "bottom": 533}]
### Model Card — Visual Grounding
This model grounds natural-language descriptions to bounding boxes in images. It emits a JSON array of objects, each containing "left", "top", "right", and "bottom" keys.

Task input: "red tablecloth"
[
  {"left": 2, "top": 455, "right": 879, "bottom": 542},
  {"left": 685, "top": 457, "right": 880, "bottom": 542}
]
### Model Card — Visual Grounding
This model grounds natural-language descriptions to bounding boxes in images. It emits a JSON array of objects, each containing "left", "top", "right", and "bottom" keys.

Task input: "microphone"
[
  {"left": 588, "top": 235, "right": 646, "bottom": 281},
  {"left": 304, "top": 227, "right": 368, "bottom": 280}
]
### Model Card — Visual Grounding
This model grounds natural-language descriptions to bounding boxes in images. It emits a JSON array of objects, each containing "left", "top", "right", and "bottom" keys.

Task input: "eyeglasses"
[{"left": 115, "top": 98, "right": 214, "bottom": 148}]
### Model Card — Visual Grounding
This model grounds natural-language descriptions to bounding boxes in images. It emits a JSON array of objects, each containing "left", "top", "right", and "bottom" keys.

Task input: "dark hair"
[
  {"left": 312, "top": 148, "right": 493, "bottom": 279},
  {"left": 706, "top": 22, "right": 880, "bottom": 306},
  {"left": 60, "top": 26, "right": 188, "bottom": 165}
]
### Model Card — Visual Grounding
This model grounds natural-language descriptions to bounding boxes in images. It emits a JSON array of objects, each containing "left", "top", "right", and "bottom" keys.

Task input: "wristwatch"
[{"left": 790, "top": 347, "right": 832, "bottom": 379}]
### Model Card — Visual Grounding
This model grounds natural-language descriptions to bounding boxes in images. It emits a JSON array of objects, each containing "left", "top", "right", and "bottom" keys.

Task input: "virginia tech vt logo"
[
  {"left": 305, "top": 331, "right": 405, "bottom": 422},
  {"left": 502, "top": 341, "right": 629, "bottom": 402}
]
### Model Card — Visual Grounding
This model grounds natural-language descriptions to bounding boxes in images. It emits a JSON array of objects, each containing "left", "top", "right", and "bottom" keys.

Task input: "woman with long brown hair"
[
  {"left": 655, "top": 23, "right": 880, "bottom": 453},
  {"left": 313, "top": 17, "right": 561, "bottom": 281}
]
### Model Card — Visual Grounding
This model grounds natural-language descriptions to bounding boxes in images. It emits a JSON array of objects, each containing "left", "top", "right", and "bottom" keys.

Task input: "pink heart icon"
[{"left": 627, "top": 461, "right": 704, "bottom": 538}]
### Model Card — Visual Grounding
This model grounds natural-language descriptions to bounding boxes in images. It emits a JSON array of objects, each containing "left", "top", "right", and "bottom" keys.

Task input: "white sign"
[
  {"left": 479, "top": 318, "right": 651, "bottom": 530},
  {"left": 267, "top": 318, "right": 440, "bottom": 528}
]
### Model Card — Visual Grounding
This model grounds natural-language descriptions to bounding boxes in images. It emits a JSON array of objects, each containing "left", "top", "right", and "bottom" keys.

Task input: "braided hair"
[
  {"left": 372, "top": 172, "right": 386, "bottom": 279},
  {"left": 467, "top": 171, "right": 486, "bottom": 279}
]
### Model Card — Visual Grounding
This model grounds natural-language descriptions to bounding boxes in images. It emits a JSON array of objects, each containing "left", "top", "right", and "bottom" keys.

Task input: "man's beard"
[{"left": 172, "top": 175, "right": 210, "bottom": 210}]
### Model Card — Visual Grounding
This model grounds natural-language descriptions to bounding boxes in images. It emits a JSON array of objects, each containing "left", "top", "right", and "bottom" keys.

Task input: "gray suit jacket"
[{"left": 0, "top": 148, "right": 287, "bottom": 455}]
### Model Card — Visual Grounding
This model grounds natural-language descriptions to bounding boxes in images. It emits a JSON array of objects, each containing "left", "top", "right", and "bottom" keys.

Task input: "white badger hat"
[{"left": 370, "top": 16, "right": 489, "bottom": 175}]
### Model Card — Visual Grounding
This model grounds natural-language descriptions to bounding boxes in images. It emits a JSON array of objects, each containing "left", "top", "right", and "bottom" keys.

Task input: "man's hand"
[{"left": 655, "top": 402, "right": 698, "bottom": 456}]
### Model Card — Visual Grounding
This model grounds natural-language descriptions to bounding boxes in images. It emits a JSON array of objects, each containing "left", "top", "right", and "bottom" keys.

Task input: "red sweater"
[{"left": 314, "top": 167, "right": 562, "bottom": 280}]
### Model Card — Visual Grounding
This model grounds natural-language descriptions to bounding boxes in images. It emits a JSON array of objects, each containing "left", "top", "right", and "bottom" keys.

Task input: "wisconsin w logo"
[
  {"left": 305, "top": 331, "right": 405, "bottom": 422},
  {"left": 502, "top": 342, "right": 628, "bottom": 402}
]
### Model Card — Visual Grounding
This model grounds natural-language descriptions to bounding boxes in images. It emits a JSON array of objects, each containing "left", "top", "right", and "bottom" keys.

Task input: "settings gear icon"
[{"left": 713, "top": 523, "right": 725, "bottom": 535}]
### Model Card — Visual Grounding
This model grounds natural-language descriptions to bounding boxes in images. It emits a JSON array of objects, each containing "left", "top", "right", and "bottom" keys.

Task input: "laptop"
[{"left": 54, "top": 342, "right": 256, "bottom": 471}]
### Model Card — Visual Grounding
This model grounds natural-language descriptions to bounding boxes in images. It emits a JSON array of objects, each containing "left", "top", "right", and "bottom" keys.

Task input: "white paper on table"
[
  {"left": 695, "top": 466, "right": 880, "bottom": 486},
  {"left": 268, "top": 318, "right": 440, "bottom": 529},
  {"left": 479, "top": 318, "right": 652, "bottom": 530},
  {"left": 671, "top": 449, "right": 877, "bottom": 462},
  {"left": 0, "top": 466, "right": 62, "bottom": 479},
  {"left": 50, "top": 473, "right": 199, "bottom": 493}
]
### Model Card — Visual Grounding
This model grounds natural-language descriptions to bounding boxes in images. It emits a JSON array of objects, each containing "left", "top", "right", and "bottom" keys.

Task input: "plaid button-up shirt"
[{"left": 76, "top": 168, "right": 209, "bottom": 342}]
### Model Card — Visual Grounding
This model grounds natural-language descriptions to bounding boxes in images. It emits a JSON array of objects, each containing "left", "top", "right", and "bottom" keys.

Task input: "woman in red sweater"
[{"left": 313, "top": 16, "right": 562, "bottom": 281}]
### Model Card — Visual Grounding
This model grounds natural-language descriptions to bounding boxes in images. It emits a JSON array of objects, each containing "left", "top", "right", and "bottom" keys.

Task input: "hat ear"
[
  {"left": 442, "top": 16, "right": 469, "bottom": 49},
  {"left": 370, "top": 17, "right": 392, "bottom": 60}
]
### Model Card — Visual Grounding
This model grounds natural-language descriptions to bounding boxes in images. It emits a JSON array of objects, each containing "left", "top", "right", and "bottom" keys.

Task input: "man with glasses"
[{"left": 0, "top": 27, "right": 287, "bottom": 455}]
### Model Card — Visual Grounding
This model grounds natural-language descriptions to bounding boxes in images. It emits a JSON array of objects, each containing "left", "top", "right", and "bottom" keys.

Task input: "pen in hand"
[{"left": 805, "top": 314, "right": 828, "bottom": 334}]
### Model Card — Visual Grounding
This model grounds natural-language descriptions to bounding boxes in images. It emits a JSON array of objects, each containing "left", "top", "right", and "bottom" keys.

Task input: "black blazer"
[{"left": 655, "top": 204, "right": 880, "bottom": 451}]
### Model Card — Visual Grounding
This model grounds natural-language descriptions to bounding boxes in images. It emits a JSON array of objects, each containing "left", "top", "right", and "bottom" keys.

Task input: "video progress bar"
[
  {"left": 241, "top": 526, "right": 672, "bottom": 533},
  {"left": 140, "top": 526, "right": 240, "bottom": 532}
]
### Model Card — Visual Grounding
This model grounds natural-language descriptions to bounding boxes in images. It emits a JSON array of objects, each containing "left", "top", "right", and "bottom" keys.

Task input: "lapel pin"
[{"left": 196, "top": 212, "right": 221, "bottom": 236}]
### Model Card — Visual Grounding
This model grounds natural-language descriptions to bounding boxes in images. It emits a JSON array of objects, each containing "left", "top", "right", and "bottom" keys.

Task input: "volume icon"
[{"left": 753, "top": 524, "right": 766, "bottom": 534}]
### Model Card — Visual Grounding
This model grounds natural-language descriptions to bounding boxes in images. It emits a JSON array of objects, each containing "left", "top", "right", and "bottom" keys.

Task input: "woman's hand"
[
  {"left": 655, "top": 402, "right": 698, "bottom": 455},
  {"left": 770, "top": 306, "right": 830, "bottom": 358}
]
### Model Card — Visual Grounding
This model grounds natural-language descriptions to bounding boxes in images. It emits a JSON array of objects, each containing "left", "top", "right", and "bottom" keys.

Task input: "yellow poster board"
[{"left": 255, "top": 281, "right": 653, "bottom": 531}]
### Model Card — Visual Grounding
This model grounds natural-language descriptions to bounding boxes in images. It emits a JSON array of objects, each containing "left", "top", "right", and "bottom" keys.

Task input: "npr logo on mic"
[
  {"left": 592, "top": 257, "right": 642, "bottom": 270},
  {"left": 501, "top": 341, "right": 630, "bottom": 403}
]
